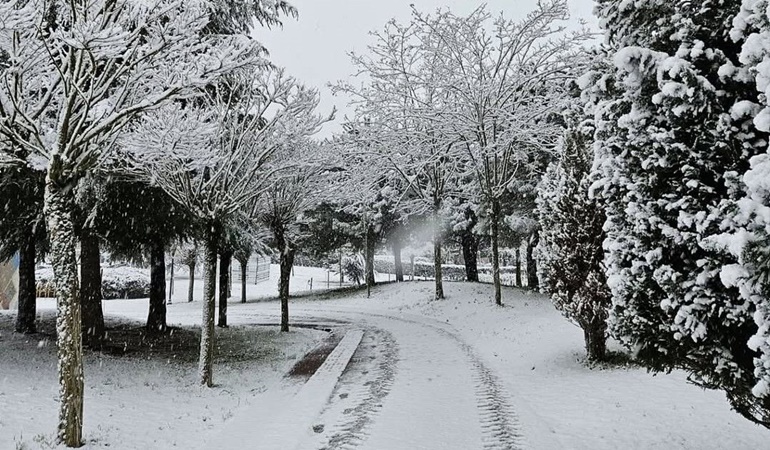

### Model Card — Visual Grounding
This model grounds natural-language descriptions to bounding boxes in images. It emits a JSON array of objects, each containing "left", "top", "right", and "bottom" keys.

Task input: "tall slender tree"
[{"left": 536, "top": 98, "right": 610, "bottom": 361}]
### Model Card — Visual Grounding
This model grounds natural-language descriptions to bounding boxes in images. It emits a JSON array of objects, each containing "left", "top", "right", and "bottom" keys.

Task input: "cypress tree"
[
  {"left": 592, "top": 0, "right": 770, "bottom": 424},
  {"left": 536, "top": 101, "right": 610, "bottom": 361}
]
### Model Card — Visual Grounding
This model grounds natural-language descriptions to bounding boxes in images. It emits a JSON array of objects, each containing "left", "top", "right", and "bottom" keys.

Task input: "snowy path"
[
  {"left": 284, "top": 306, "right": 524, "bottom": 450},
  {"left": 207, "top": 329, "right": 364, "bottom": 450},
  {"left": 91, "top": 295, "right": 524, "bottom": 449},
  {"left": 42, "top": 277, "right": 767, "bottom": 449}
]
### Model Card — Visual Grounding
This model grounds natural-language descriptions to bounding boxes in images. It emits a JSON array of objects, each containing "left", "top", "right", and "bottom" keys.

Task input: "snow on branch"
[
  {"left": 122, "top": 66, "right": 330, "bottom": 224},
  {"left": 0, "top": 0, "right": 263, "bottom": 182}
]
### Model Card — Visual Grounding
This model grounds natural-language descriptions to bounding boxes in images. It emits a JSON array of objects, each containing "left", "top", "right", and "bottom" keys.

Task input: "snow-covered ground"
[
  {"left": 0, "top": 265, "right": 336, "bottom": 449},
  {"left": 2, "top": 266, "right": 769, "bottom": 449},
  {"left": 283, "top": 282, "right": 770, "bottom": 449}
]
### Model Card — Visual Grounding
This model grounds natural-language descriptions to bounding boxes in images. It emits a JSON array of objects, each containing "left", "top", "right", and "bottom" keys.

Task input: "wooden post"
[
  {"left": 338, "top": 252, "right": 342, "bottom": 286},
  {"left": 167, "top": 257, "right": 174, "bottom": 305}
]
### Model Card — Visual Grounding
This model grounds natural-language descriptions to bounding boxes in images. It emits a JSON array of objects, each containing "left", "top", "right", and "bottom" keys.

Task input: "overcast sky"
[{"left": 254, "top": 0, "right": 600, "bottom": 138}]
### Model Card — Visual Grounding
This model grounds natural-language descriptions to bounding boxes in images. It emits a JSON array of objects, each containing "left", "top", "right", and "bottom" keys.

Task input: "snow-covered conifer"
[
  {"left": 536, "top": 97, "right": 610, "bottom": 361},
  {"left": 592, "top": 0, "right": 770, "bottom": 424},
  {"left": 706, "top": 0, "right": 770, "bottom": 420}
]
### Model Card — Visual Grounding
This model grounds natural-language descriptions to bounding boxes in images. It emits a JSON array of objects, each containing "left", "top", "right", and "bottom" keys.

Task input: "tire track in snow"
[
  {"left": 313, "top": 328, "right": 398, "bottom": 450},
  {"left": 451, "top": 334, "right": 524, "bottom": 450},
  {"left": 312, "top": 308, "right": 525, "bottom": 450}
]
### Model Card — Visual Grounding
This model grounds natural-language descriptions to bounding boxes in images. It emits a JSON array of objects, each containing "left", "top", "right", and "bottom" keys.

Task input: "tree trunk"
[
  {"left": 339, "top": 250, "right": 344, "bottom": 285},
  {"left": 45, "top": 178, "right": 83, "bottom": 447},
  {"left": 515, "top": 247, "right": 522, "bottom": 287},
  {"left": 393, "top": 238, "right": 404, "bottom": 282},
  {"left": 199, "top": 229, "right": 218, "bottom": 387},
  {"left": 491, "top": 199, "right": 502, "bottom": 306},
  {"left": 365, "top": 224, "right": 376, "bottom": 293},
  {"left": 80, "top": 232, "right": 104, "bottom": 346},
  {"left": 279, "top": 245, "right": 295, "bottom": 332},
  {"left": 526, "top": 231, "right": 539, "bottom": 290},
  {"left": 187, "top": 260, "right": 195, "bottom": 303},
  {"left": 410, "top": 254, "right": 415, "bottom": 281},
  {"left": 227, "top": 264, "right": 232, "bottom": 298},
  {"left": 15, "top": 223, "right": 37, "bottom": 334},
  {"left": 240, "top": 259, "right": 247, "bottom": 303},
  {"left": 168, "top": 256, "right": 174, "bottom": 304},
  {"left": 218, "top": 251, "right": 232, "bottom": 328},
  {"left": 433, "top": 235, "right": 445, "bottom": 300},
  {"left": 146, "top": 240, "right": 166, "bottom": 333},
  {"left": 433, "top": 206, "right": 445, "bottom": 300},
  {"left": 584, "top": 319, "right": 607, "bottom": 361},
  {"left": 461, "top": 231, "right": 479, "bottom": 283}
]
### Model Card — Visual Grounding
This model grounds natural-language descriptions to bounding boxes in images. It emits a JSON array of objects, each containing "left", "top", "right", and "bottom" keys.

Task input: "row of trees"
[
  {"left": 331, "top": 1, "right": 586, "bottom": 305},
  {"left": 534, "top": 0, "right": 770, "bottom": 429},
  {"left": 0, "top": 0, "right": 335, "bottom": 446},
  {"left": 334, "top": 0, "right": 770, "bottom": 430}
]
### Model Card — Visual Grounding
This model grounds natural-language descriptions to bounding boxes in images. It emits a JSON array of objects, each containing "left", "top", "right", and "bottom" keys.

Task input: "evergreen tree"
[
  {"left": 98, "top": 179, "right": 193, "bottom": 333},
  {"left": 73, "top": 174, "right": 107, "bottom": 345},
  {"left": 302, "top": 202, "right": 364, "bottom": 261},
  {"left": 0, "top": 166, "right": 45, "bottom": 334},
  {"left": 536, "top": 107, "right": 610, "bottom": 361},
  {"left": 710, "top": 0, "right": 770, "bottom": 418},
  {"left": 446, "top": 195, "right": 481, "bottom": 283},
  {"left": 592, "top": 0, "right": 770, "bottom": 424}
]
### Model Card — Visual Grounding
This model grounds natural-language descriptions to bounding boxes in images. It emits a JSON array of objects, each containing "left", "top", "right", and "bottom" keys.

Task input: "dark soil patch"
[
  {"left": 583, "top": 350, "right": 641, "bottom": 370},
  {"left": 288, "top": 331, "right": 344, "bottom": 379},
  {"left": 97, "top": 323, "right": 200, "bottom": 360},
  {"left": 1, "top": 311, "right": 293, "bottom": 366}
]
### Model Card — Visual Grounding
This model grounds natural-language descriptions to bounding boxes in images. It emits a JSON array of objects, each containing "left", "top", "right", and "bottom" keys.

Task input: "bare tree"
[
  {"left": 335, "top": 19, "right": 467, "bottom": 299},
  {"left": 336, "top": 4, "right": 586, "bottom": 302}
]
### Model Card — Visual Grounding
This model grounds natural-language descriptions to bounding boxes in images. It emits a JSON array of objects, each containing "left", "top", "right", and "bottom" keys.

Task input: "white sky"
[{"left": 254, "top": 1, "right": 600, "bottom": 138}]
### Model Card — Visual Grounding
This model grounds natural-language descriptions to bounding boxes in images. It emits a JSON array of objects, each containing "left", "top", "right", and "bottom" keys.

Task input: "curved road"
[{"left": 284, "top": 305, "right": 524, "bottom": 450}]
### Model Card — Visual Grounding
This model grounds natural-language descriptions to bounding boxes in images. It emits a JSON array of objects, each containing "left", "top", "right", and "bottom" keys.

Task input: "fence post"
[{"left": 168, "top": 257, "right": 174, "bottom": 305}]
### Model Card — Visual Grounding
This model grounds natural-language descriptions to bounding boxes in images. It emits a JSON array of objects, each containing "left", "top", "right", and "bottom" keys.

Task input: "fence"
[
  {"left": 232, "top": 255, "right": 271, "bottom": 285},
  {"left": 374, "top": 256, "right": 529, "bottom": 287}
]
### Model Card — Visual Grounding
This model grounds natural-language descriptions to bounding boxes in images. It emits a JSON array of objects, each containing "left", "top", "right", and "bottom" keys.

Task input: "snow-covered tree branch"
[{"left": 123, "top": 67, "right": 328, "bottom": 386}]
